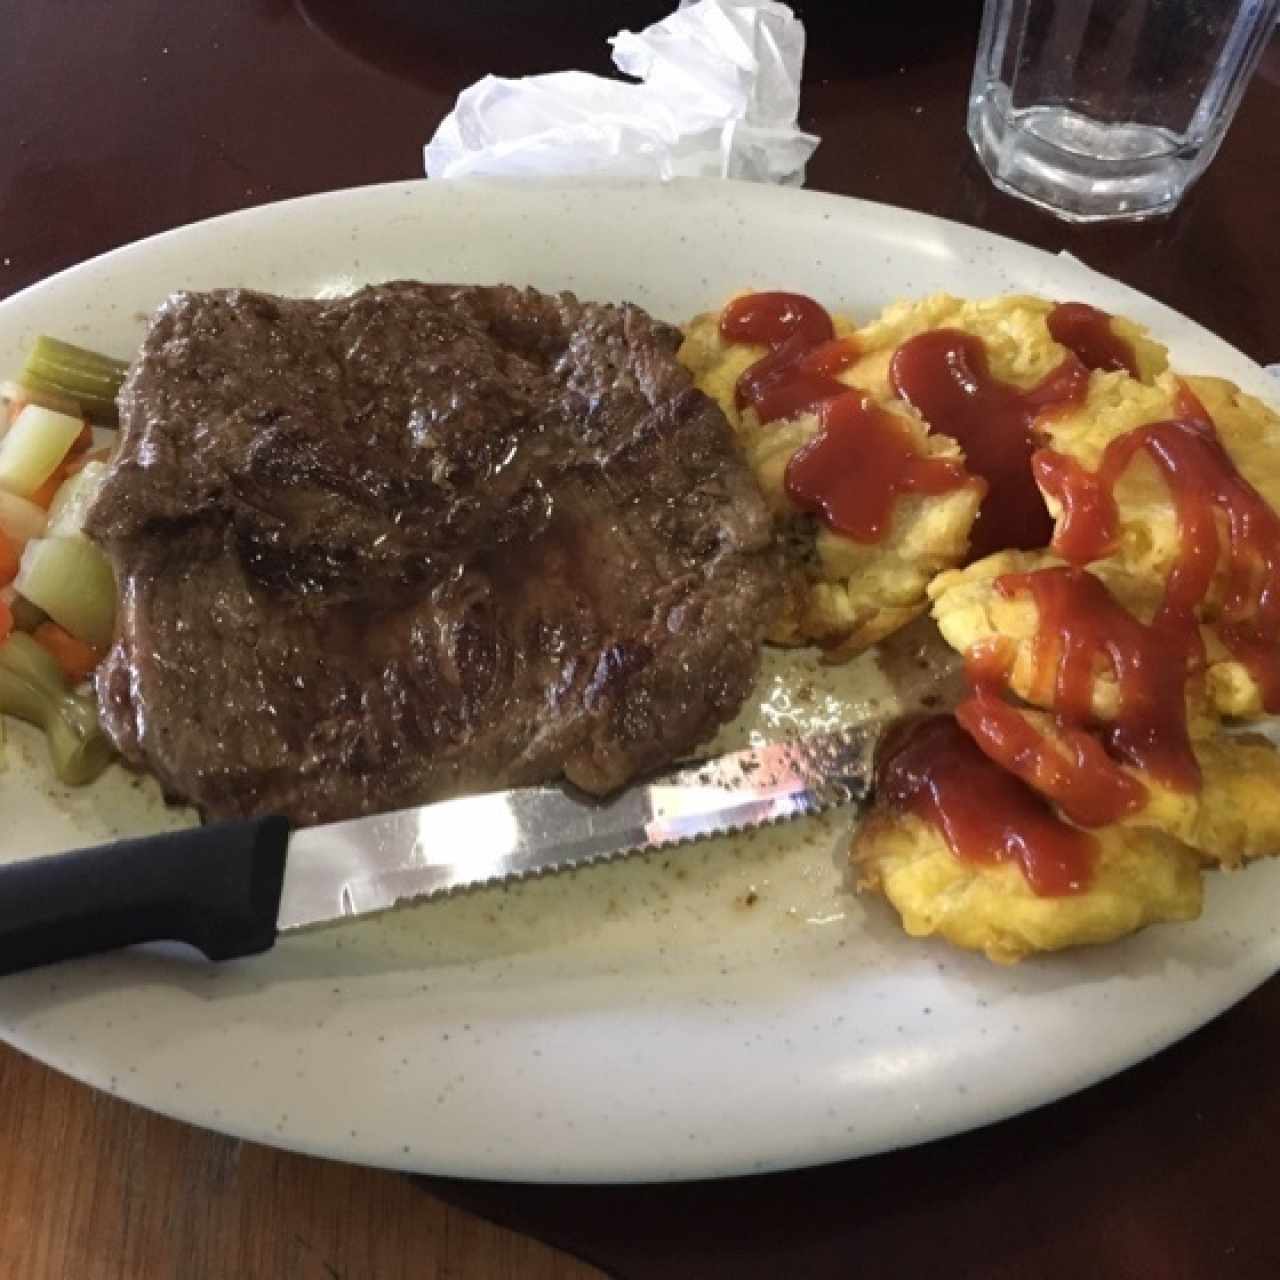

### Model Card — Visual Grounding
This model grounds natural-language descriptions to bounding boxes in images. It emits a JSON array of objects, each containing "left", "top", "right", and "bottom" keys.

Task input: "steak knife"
[{"left": 0, "top": 725, "right": 883, "bottom": 976}]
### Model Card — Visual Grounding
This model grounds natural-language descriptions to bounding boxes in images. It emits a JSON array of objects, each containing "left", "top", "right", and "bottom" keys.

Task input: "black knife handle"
[{"left": 0, "top": 815, "right": 292, "bottom": 977}]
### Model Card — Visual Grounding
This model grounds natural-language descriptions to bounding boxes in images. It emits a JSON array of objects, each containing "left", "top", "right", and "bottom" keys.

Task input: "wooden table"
[{"left": 2, "top": 3, "right": 1278, "bottom": 1276}]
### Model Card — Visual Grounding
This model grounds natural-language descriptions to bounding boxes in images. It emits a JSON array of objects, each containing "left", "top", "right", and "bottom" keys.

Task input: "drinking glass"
[{"left": 969, "top": 0, "right": 1280, "bottom": 222}]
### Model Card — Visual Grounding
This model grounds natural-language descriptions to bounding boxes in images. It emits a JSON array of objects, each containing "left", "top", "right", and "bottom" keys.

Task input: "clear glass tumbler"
[{"left": 969, "top": 0, "right": 1280, "bottom": 222}]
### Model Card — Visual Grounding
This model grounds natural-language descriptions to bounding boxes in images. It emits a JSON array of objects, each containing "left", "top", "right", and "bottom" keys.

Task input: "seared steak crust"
[{"left": 87, "top": 283, "right": 780, "bottom": 824}]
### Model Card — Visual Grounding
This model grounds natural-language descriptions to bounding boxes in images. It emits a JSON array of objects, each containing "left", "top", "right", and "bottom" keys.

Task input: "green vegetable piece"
[
  {"left": 0, "top": 404, "right": 83, "bottom": 498},
  {"left": 0, "top": 635, "right": 113, "bottom": 785},
  {"left": 0, "top": 631, "right": 67, "bottom": 688},
  {"left": 21, "top": 336, "right": 129, "bottom": 426},
  {"left": 47, "top": 461, "right": 108, "bottom": 538},
  {"left": 0, "top": 489, "right": 50, "bottom": 544},
  {"left": 14, "top": 535, "right": 116, "bottom": 652}
]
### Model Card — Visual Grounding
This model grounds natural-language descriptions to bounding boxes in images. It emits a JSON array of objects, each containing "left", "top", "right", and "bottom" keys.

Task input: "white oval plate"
[{"left": 1, "top": 178, "right": 1278, "bottom": 1183}]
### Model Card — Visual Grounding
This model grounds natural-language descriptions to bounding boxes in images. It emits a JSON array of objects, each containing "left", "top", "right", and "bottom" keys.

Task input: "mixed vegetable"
[{"left": 0, "top": 338, "right": 129, "bottom": 783}]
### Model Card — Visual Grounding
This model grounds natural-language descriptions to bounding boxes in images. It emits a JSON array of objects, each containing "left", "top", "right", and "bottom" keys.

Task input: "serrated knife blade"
[
  {"left": 277, "top": 724, "right": 881, "bottom": 931},
  {"left": 0, "top": 724, "right": 883, "bottom": 976}
]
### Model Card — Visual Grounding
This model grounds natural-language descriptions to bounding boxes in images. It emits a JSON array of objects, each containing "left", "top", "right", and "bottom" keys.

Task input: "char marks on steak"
[{"left": 86, "top": 284, "right": 781, "bottom": 824}]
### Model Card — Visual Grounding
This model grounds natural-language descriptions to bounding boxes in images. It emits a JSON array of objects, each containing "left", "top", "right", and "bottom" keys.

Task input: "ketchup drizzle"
[
  {"left": 1034, "top": 404, "right": 1280, "bottom": 712},
  {"left": 972, "top": 568, "right": 1203, "bottom": 793},
  {"left": 784, "top": 392, "right": 978, "bottom": 543},
  {"left": 877, "top": 714, "right": 1095, "bottom": 897},
  {"left": 720, "top": 293, "right": 974, "bottom": 542},
  {"left": 1047, "top": 302, "right": 1140, "bottom": 377},
  {"left": 957, "top": 682, "right": 1148, "bottom": 829},
  {"left": 889, "top": 329, "right": 1089, "bottom": 560},
  {"left": 720, "top": 293, "right": 858, "bottom": 424}
]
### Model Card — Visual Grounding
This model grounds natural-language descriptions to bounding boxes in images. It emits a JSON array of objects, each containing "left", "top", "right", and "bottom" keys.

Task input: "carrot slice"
[
  {"left": 0, "top": 531, "right": 19, "bottom": 587},
  {"left": 33, "top": 621, "right": 102, "bottom": 683}
]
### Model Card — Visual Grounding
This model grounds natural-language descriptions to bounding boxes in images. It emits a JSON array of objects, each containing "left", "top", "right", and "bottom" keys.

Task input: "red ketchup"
[
  {"left": 959, "top": 563, "right": 1197, "bottom": 819},
  {"left": 1047, "top": 301, "right": 1140, "bottom": 377},
  {"left": 784, "top": 392, "right": 979, "bottom": 543},
  {"left": 888, "top": 330, "right": 1089, "bottom": 560},
  {"left": 956, "top": 683, "right": 1147, "bottom": 829},
  {"left": 719, "top": 292, "right": 974, "bottom": 542},
  {"left": 877, "top": 714, "right": 1096, "bottom": 897},
  {"left": 720, "top": 292, "right": 859, "bottom": 424},
  {"left": 1033, "top": 395, "right": 1280, "bottom": 712}
]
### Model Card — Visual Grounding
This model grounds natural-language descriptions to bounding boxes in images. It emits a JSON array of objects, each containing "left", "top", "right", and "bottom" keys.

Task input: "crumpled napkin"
[{"left": 423, "top": 0, "right": 819, "bottom": 185}]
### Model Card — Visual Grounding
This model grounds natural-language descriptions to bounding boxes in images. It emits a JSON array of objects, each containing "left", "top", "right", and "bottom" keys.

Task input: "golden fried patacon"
[
  {"left": 1034, "top": 373, "right": 1280, "bottom": 614},
  {"left": 1190, "top": 732, "right": 1280, "bottom": 866},
  {"left": 852, "top": 699, "right": 1279, "bottom": 965},
  {"left": 740, "top": 404, "right": 983, "bottom": 656},
  {"left": 1203, "top": 634, "right": 1271, "bottom": 718},
  {"left": 966, "top": 704, "right": 1280, "bottom": 868},
  {"left": 839, "top": 293, "right": 1166, "bottom": 406},
  {"left": 852, "top": 807, "right": 1202, "bottom": 965},
  {"left": 679, "top": 291, "right": 1168, "bottom": 434},
  {"left": 679, "top": 303, "right": 861, "bottom": 433},
  {"left": 678, "top": 307, "right": 767, "bottom": 432},
  {"left": 679, "top": 296, "right": 984, "bottom": 658},
  {"left": 928, "top": 549, "right": 1233, "bottom": 727},
  {"left": 928, "top": 548, "right": 1276, "bottom": 728}
]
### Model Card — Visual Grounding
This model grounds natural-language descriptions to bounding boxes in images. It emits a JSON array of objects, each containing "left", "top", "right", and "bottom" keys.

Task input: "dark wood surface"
[
  {"left": 0, "top": 1046, "right": 600, "bottom": 1280},
  {"left": 2, "top": 2, "right": 1278, "bottom": 1277}
]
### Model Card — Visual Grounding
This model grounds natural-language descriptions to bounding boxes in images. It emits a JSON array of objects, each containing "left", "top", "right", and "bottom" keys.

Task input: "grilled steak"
[{"left": 86, "top": 283, "right": 781, "bottom": 825}]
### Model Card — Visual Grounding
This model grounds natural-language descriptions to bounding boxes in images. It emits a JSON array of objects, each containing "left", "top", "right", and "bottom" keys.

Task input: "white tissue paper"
[{"left": 423, "top": 0, "right": 819, "bottom": 185}]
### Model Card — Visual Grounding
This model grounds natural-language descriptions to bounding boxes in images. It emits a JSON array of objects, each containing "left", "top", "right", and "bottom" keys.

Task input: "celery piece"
[
  {"left": 0, "top": 405, "right": 83, "bottom": 498},
  {"left": 21, "top": 337, "right": 128, "bottom": 426},
  {"left": 0, "top": 631, "right": 68, "bottom": 688},
  {"left": 44, "top": 690, "right": 113, "bottom": 784},
  {"left": 0, "top": 489, "right": 48, "bottom": 544},
  {"left": 47, "top": 462, "right": 108, "bottom": 538},
  {"left": 9, "top": 596, "right": 48, "bottom": 633},
  {"left": 0, "top": 637, "right": 112, "bottom": 784},
  {"left": 14, "top": 536, "right": 116, "bottom": 651}
]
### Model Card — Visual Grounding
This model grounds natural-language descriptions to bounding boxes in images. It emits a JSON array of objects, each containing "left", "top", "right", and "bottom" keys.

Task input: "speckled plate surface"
[{"left": 1, "top": 178, "right": 1278, "bottom": 1183}]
